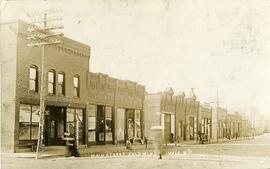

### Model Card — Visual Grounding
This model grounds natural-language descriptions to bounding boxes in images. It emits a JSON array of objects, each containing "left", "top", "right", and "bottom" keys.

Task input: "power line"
[{"left": 26, "top": 9, "right": 63, "bottom": 160}]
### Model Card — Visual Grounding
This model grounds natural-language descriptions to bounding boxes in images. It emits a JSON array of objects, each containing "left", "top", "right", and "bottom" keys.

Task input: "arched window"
[
  {"left": 29, "top": 65, "right": 38, "bottom": 92},
  {"left": 73, "top": 75, "right": 80, "bottom": 97},
  {"left": 48, "top": 70, "right": 56, "bottom": 94},
  {"left": 58, "top": 72, "right": 65, "bottom": 95}
]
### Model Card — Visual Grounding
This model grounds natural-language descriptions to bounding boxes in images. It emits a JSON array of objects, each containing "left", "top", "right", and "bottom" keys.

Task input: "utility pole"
[
  {"left": 210, "top": 89, "right": 225, "bottom": 143},
  {"left": 26, "top": 9, "right": 63, "bottom": 160}
]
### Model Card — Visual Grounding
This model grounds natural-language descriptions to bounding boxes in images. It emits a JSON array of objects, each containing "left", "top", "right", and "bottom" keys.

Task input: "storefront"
[
  {"left": 18, "top": 104, "right": 86, "bottom": 147},
  {"left": 87, "top": 105, "right": 142, "bottom": 145},
  {"left": 19, "top": 104, "right": 40, "bottom": 146},
  {"left": 201, "top": 118, "right": 211, "bottom": 140},
  {"left": 186, "top": 116, "right": 197, "bottom": 140},
  {"left": 87, "top": 72, "right": 145, "bottom": 146},
  {"left": 87, "top": 104, "right": 113, "bottom": 145},
  {"left": 125, "top": 109, "right": 142, "bottom": 143},
  {"left": 160, "top": 112, "right": 175, "bottom": 143}
]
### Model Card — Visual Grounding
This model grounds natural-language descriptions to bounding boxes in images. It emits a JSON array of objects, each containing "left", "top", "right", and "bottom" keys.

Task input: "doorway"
[
  {"left": 189, "top": 117, "right": 195, "bottom": 140},
  {"left": 164, "top": 114, "right": 171, "bottom": 143},
  {"left": 44, "top": 106, "right": 66, "bottom": 146},
  {"left": 126, "top": 109, "right": 135, "bottom": 142},
  {"left": 96, "top": 105, "right": 105, "bottom": 144},
  {"left": 96, "top": 105, "right": 113, "bottom": 144}
]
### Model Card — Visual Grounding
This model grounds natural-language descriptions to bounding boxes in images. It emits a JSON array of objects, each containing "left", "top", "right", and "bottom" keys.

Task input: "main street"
[{"left": 2, "top": 134, "right": 270, "bottom": 169}]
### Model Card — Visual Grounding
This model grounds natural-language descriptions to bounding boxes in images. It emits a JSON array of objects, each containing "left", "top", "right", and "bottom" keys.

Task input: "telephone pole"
[
  {"left": 210, "top": 89, "right": 225, "bottom": 143},
  {"left": 26, "top": 9, "right": 63, "bottom": 159}
]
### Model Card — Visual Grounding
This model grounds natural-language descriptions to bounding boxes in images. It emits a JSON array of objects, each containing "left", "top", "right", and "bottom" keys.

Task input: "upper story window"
[
  {"left": 58, "top": 72, "right": 65, "bottom": 95},
  {"left": 73, "top": 76, "right": 80, "bottom": 97},
  {"left": 48, "top": 70, "right": 56, "bottom": 94},
  {"left": 29, "top": 66, "right": 38, "bottom": 92}
]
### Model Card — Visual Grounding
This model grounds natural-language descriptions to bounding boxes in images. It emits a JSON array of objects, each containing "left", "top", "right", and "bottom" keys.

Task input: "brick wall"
[
  {"left": 3, "top": 20, "right": 91, "bottom": 151},
  {"left": 16, "top": 21, "right": 90, "bottom": 107}
]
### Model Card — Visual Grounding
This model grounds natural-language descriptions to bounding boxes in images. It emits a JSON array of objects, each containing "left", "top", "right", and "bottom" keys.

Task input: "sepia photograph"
[{"left": 1, "top": 0, "right": 270, "bottom": 169}]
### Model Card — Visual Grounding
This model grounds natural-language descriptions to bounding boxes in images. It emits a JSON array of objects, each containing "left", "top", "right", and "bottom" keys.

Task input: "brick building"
[
  {"left": 87, "top": 72, "right": 145, "bottom": 145},
  {"left": 184, "top": 89, "right": 200, "bottom": 141},
  {"left": 212, "top": 107, "right": 228, "bottom": 141},
  {"left": 198, "top": 103, "right": 212, "bottom": 141},
  {"left": 1, "top": 20, "right": 145, "bottom": 152},
  {"left": 144, "top": 88, "right": 176, "bottom": 143},
  {"left": 227, "top": 112, "right": 242, "bottom": 139},
  {"left": 144, "top": 88, "right": 200, "bottom": 143}
]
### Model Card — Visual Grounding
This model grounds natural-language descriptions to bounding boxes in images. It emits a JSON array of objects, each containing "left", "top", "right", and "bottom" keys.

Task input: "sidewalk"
[{"left": 4, "top": 137, "right": 255, "bottom": 159}]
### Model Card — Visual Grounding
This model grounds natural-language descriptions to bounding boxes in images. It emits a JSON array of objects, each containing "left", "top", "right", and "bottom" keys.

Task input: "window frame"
[
  {"left": 48, "top": 70, "right": 56, "bottom": 94},
  {"left": 29, "top": 65, "right": 38, "bottom": 92},
  {"left": 73, "top": 75, "right": 80, "bottom": 97},
  {"left": 57, "top": 72, "right": 65, "bottom": 95},
  {"left": 19, "top": 104, "right": 40, "bottom": 141}
]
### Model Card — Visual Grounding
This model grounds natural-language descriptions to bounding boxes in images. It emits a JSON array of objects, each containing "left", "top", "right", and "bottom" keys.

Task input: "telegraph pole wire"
[{"left": 26, "top": 9, "right": 64, "bottom": 160}]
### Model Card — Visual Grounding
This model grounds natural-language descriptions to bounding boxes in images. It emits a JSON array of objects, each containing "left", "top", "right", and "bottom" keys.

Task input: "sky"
[{"left": 1, "top": 0, "right": 270, "bottom": 117}]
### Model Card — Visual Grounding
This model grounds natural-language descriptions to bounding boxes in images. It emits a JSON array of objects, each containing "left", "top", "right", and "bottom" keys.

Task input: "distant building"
[
  {"left": 227, "top": 112, "right": 242, "bottom": 139},
  {"left": 212, "top": 107, "right": 228, "bottom": 141},
  {"left": 144, "top": 88, "right": 176, "bottom": 143},
  {"left": 198, "top": 103, "right": 212, "bottom": 141},
  {"left": 144, "top": 88, "right": 199, "bottom": 143}
]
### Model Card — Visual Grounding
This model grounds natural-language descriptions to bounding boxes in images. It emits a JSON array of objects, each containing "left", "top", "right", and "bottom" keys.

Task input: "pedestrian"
[{"left": 198, "top": 131, "right": 202, "bottom": 144}]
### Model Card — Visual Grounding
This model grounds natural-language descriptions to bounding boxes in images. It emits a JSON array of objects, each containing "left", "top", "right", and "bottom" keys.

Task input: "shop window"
[
  {"left": 66, "top": 108, "right": 75, "bottom": 136},
  {"left": 88, "top": 105, "right": 96, "bottom": 142},
  {"left": 29, "top": 65, "right": 38, "bottom": 92},
  {"left": 105, "top": 107, "right": 113, "bottom": 141},
  {"left": 31, "top": 105, "right": 40, "bottom": 139},
  {"left": 161, "top": 113, "right": 165, "bottom": 127},
  {"left": 19, "top": 104, "right": 40, "bottom": 140},
  {"left": 126, "top": 109, "right": 134, "bottom": 140},
  {"left": 66, "top": 108, "right": 84, "bottom": 144},
  {"left": 116, "top": 108, "right": 125, "bottom": 142},
  {"left": 171, "top": 114, "right": 175, "bottom": 135},
  {"left": 135, "top": 110, "right": 141, "bottom": 139},
  {"left": 58, "top": 73, "right": 65, "bottom": 95},
  {"left": 201, "top": 119, "right": 205, "bottom": 134},
  {"left": 178, "top": 121, "right": 182, "bottom": 137},
  {"left": 73, "top": 76, "right": 80, "bottom": 97},
  {"left": 76, "top": 109, "right": 84, "bottom": 144},
  {"left": 48, "top": 70, "right": 56, "bottom": 94},
  {"left": 189, "top": 116, "right": 195, "bottom": 140}
]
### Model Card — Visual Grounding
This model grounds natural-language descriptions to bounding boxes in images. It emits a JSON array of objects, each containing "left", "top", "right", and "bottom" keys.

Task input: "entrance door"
[
  {"left": 189, "top": 117, "right": 195, "bottom": 140},
  {"left": 96, "top": 105, "right": 105, "bottom": 144},
  {"left": 126, "top": 109, "right": 134, "bottom": 142},
  {"left": 178, "top": 121, "right": 182, "bottom": 140},
  {"left": 164, "top": 114, "right": 171, "bottom": 143},
  {"left": 44, "top": 106, "right": 66, "bottom": 146}
]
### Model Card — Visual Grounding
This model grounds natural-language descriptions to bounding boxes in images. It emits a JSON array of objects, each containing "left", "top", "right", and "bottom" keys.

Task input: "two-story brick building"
[
  {"left": 1, "top": 20, "right": 90, "bottom": 152},
  {"left": 1, "top": 20, "right": 145, "bottom": 153}
]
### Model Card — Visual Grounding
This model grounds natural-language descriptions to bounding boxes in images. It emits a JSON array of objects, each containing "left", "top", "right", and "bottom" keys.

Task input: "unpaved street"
[{"left": 2, "top": 134, "right": 270, "bottom": 169}]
